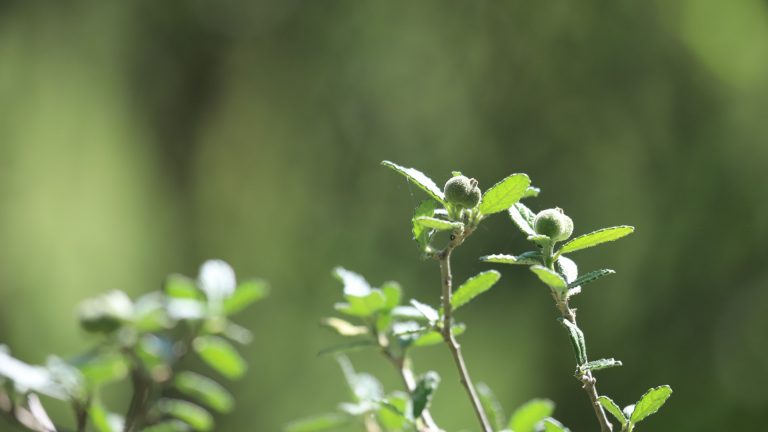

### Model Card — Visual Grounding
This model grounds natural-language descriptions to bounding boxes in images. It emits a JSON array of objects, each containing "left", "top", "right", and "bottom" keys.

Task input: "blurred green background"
[{"left": 1, "top": 1, "right": 767, "bottom": 431}]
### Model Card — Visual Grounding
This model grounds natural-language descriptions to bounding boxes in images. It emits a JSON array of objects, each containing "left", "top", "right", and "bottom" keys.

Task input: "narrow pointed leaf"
[
  {"left": 508, "top": 398, "right": 555, "bottom": 432},
  {"left": 451, "top": 270, "right": 501, "bottom": 311},
  {"left": 285, "top": 413, "right": 350, "bottom": 432},
  {"left": 569, "top": 269, "right": 615, "bottom": 289},
  {"left": 509, "top": 203, "right": 537, "bottom": 236},
  {"left": 530, "top": 266, "right": 567, "bottom": 295},
  {"left": 193, "top": 336, "right": 246, "bottom": 380},
  {"left": 157, "top": 398, "right": 213, "bottom": 431},
  {"left": 630, "top": 385, "right": 672, "bottom": 425},
  {"left": 558, "top": 318, "right": 587, "bottom": 365},
  {"left": 581, "top": 358, "right": 622, "bottom": 372},
  {"left": 381, "top": 161, "right": 445, "bottom": 204},
  {"left": 413, "top": 216, "right": 463, "bottom": 231},
  {"left": 479, "top": 252, "right": 541, "bottom": 266},
  {"left": 598, "top": 396, "right": 626, "bottom": 423},
  {"left": 479, "top": 173, "right": 530, "bottom": 215},
  {"left": 174, "top": 371, "right": 234, "bottom": 413},
  {"left": 476, "top": 383, "right": 505, "bottom": 432},
  {"left": 558, "top": 226, "right": 635, "bottom": 255}
]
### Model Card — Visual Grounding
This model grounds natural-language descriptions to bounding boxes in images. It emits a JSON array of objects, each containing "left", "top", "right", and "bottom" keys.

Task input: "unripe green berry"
[
  {"left": 534, "top": 208, "right": 574, "bottom": 242},
  {"left": 444, "top": 176, "right": 482, "bottom": 209}
]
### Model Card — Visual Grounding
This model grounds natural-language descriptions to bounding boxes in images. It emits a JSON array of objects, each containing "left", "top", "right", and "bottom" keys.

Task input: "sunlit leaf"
[
  {"left": 558, "top": 226, "right": 635, "bottom": 255},
  {"left": 320, "top": 317, "right": 369, "bottom": 337},
  {"left": 174, "top": 371, "right": 234, "bottom": 414},
  {"left": 479, "top": 252, "right": 541, "bottom": 266},
  {"left": 509, "top": 203, "right": 537, "bottom": 236},
  {"left": 381, "top": 281, "right": 402, "bottom": 310},
  {"left": 508, "top": 398, "right": 555, "bottom": 432},
  {"left": 451, "top": 270, "right": 501, "bottom": 311},
  {"left": 193, "top": 336, "right": 246, "bottom": 380},
  {"left": 522, "top": 186, "right": 541, "bottom": 198},
  {"left": 555, "top": 257, "right": 578, "bottom": 285},
  {"left": 157, "top": 398, "right": 213, "bottom": 431},
  {"left": 530, "top": 266, "right": 567, "bottom": 295},
  {"left": 479, "top": 173, "right": 530, "bottom": 215},
  {"left": 542, "top": 418, "right": 571, "bottom": 432},
  {"left": 630, "top": 385, "right": 672, "bottom": 425},
  {"left": 413, "top": 199, "right": 438, "bottom": 251},
  {"left": 378, "top": 391, "right": 411, "bottom": 429},
  {"left": 223, "top": 279, "right": 269, "bottom": 316},
  {"left": 164, "top": 274, "right": 202, "bottom": 300},
  {"left": 381, "top": 161, "right": 446, "bottom": 204},
  {"left": 476, "top": 382, "right": 505, "bottom": 432},
  {"left": 412, "top": 324, "right": 465, "bottom": 347},
  {"left": 581, "top": 358, "right": 622, "bottom": 373},
  {"left": 414, "top": 216, "right": 463, "bottom": 232},
  {"left": 597, "top": 396, "right": 626, "bottom": 424},
  {"left": 410, "top": 300, "right": 439, "bottom": 323}
]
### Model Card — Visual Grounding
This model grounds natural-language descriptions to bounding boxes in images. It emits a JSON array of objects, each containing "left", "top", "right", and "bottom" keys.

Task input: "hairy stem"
[{"left": 437, "top": 231, "right": 492, "bottom": 432}]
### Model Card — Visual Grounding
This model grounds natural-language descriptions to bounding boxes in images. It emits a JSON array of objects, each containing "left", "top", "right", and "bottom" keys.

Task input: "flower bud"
[
  {"left": 533, "top": 208, "right": 574, "bottom": 242},
  {"left": 443, "top": 176, "right": 482, "bottom": 209}
]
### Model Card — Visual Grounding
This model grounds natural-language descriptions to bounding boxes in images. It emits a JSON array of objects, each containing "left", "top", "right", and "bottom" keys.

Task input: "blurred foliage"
[{"left": 1, "top": 1, "right": 767, "bottom": 431}]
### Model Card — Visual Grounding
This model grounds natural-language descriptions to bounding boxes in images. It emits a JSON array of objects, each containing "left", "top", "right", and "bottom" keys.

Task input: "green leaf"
[
  {"left": 412, "top": 371, "right": 440, "bottom": 418},
  {"left": 333, "top": 267, "right": 372, "bottom": 297},
  {"left": 530, "top": 266, "right": 567, "bottom": 295},
  {"left": 508, "top": 398, "right": 555, "bottom": 432},
  {"left": 479, "top": 252, "right": 541, "bottom": 266},
  {"left": 558, "top": 226, "right": 635, "bottom": 255},
  {"left": 413, "top": 216, "right": 464, "bottom": 231},
  {"left": 334, "top": 268, "right": 387, "bottom": 317},
  {"left": 378, "top": 391, "right": 411, "bottom": 429},
  {"left": 555, "top": 257, "right": 578, "bottom": 285},
  {"left": 522, "top": 186, "right": 541, "bottom": 198},
  {"left": 285, "top": 413, "right": 350, "bottom": 432},
  {"left": 157, "top": 399, "right": 213, "bottom": 431},
  {"left": 410, "top": 299, "right": 439, "bottom": 323},
  {"left": 320, "top": 317, "right": 369, "bottom": 337},
  {"left": 143, "top": 420, "right": 190, "bottom": 432},
  {"left": 381, "top": 281, "right": 402, "bottom": 310},
  {"left": 75, "top": 351, "right": 129, "bottom": 388},
  {"left": 479, "top": 173, "right": 531, "bottom": 215},
  {"left": 630, "top": 385, "right": 672, "bottom": 425},
  {"left": 508, "top": 203, "right": 537, "bottom": 236},
  {"left": 317, "top": 340, "right": 377, "bottom": 356},
  {"left": 558, "top": 318, "right": 587, "bottom": 365},
  {"left": 222, "top": 321, "right": 254, "bottom": 345},
  {"left": 381, "top": 161, "right": 445, "bottom": 204},
  {"left": 412, "top": 324, "right": 465, "bottom": 347},
  {"left": 597, "top": 396, "right": 626, "bottom": 424},
  {"left": 174, "top": 371, "right": 234, "bottom": 414},
  {"left": 542, "top": 418, "right": 571, "bottom": 432},
  {"left": 526, "top": 234, "right": 551, "bottom": 246},
  {"left": 476, "top": 383, "right": 505, "bottom": 432},
  {"left": 413, "top": 199, "right": 438, "bottom": 251},
  {"left": 193, "top": 336, "right": 246, "bottom": 380},
  {"left": 223, "top": 279, "right": 269, "bottom": 315},
  {"left": 569, "top": 269, "right": 615, "bottom": 289},
  {"left": 164, "top": 274, "right": 202, "bottom": 300},
  {"left": 451, "top": 270, "right": 501, "bottom": 311},
  {"left": 581, "top": 358, "right": 622, "bottom": 372},
  {"left": 88, "top": 394, "right": 115, "bottom": 432}
]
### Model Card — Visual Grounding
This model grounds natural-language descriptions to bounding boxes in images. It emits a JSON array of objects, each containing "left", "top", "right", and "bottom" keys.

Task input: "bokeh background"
[{"left": 1, "top": 1, "right": 768, "bottom": 431}]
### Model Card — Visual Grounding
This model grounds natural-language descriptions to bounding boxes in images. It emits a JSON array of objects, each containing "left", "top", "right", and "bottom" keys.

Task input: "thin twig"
[{"left": 436, "top": 226, "right": 492, "bottom": 432}]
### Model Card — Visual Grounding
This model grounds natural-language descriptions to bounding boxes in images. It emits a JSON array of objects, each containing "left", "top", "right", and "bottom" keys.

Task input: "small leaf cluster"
[
  {"left": 0, "top": 259, "right": 267, "bottom": 432},
  {"left": 598, "top": 386, "right": 673, "bottom": 432},
  {"left": 478, "top": 385, "right": 571, "bottom": 432},
  {"left": 382, "top": 161, "right": 538, "bottom": 256}
]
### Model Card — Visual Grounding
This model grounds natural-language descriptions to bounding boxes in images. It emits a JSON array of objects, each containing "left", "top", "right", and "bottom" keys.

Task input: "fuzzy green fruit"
[
  {"left": 444, "top": 176, "right": 482, "bottom": 209},
  {"left": 534, "top": 208, "right": 574, "bottom": 242}
]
